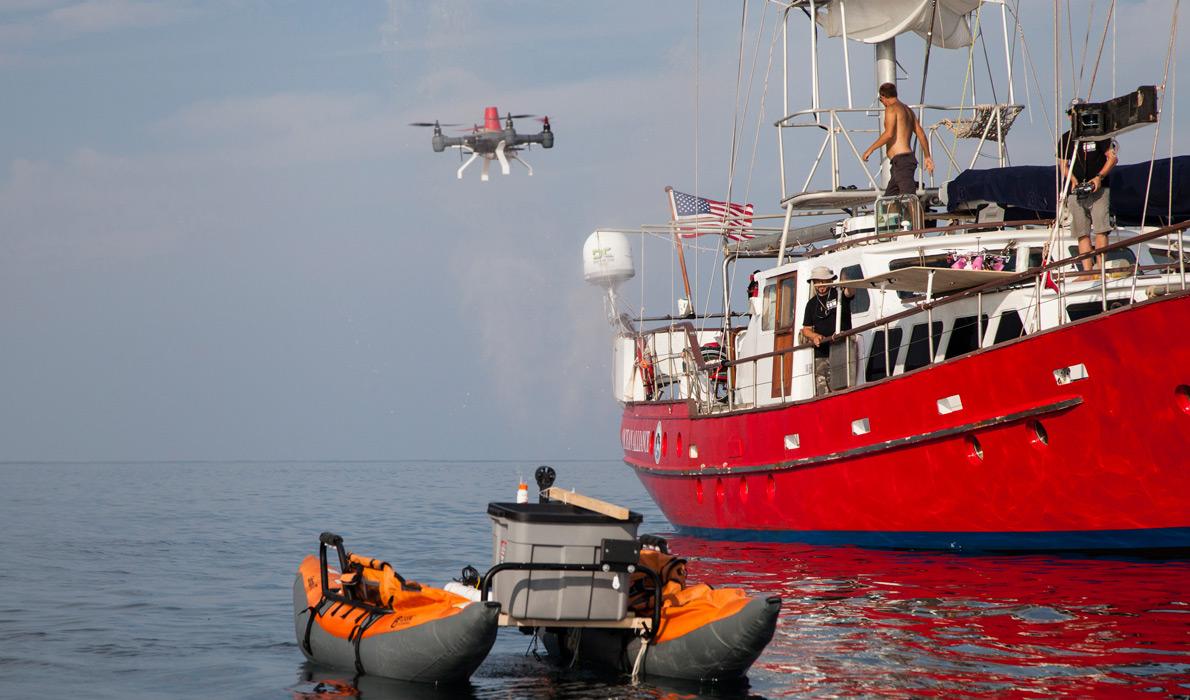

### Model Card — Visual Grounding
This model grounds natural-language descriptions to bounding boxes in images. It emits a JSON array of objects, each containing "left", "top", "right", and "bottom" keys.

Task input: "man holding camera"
[{"left": 1058, "top": 98, "right": 1118, "bottom": 272}]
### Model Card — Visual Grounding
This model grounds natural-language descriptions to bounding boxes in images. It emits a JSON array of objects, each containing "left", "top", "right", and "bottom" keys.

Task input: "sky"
[{"left": 1, "top": 0, "right": 1185, "bottom": 462}]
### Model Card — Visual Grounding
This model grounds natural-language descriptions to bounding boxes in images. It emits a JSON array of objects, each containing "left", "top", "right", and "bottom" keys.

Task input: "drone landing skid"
[
  {"left": 495, "top": 140, "right": 510, "bottom": 175},
  {"left": 456, "top": 151, "right": 479, "bottom": 180},
  {"left": 453, "top": 142, "right": 533, "bottom": 181}
]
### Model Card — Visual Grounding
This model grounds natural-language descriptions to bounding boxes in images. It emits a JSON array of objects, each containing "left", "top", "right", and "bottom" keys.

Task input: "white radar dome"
[{"left": 582, "top": 230, "right": 635, "bottom": 287}]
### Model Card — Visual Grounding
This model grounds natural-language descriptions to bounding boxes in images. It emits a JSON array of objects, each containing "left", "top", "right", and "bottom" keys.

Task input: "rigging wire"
[
  {"left": 724, "top": 0, "right": 750, "bottom": 226},
  {"left": 693, "top": 0, "right": 701, "bottom": 314},
  {"left": 738, "top": 2, "right": 775, "bottom": 208},
  {"left": 1064, "top": 0, "right": 1074, "bottom": 98},
  {"left": 695, "top": 0, "right": 700, "bottom": 200},
  {"left": 686, "top": 0, "right": 750, "bottom": 328},
  {"left": 944, "top": 1, "right": 987, "bottom": 182},
  {"left": 1171, "top": 18, "right": 1185, "bottom": 288},
  {"left": 1169, "top": 24, "right": 1177, "bottom": 226},
  {"left": 1053, "top": 0, "right": 1060, "bottom": 215},
  {"left": 1140, "top": 0, "right": 1181, "bottom": 232},
  {"left": 970, "top": 18, "right": 1008, "bottom": 165},
  {"left": 1074, "top": 0, "right": 1096, "bottom": 96},
  {"left": 980, "top": 24, "right": 998, "bottom": 106},
  {"left": 1005, "top": 1, "right": 1056, "bottom": 141},
  {"left": 704, "top": 0, "right": 778, "bottom": 326},
  {"left": 1084, "top": 1, "right": 1116, "bottom": 100}
]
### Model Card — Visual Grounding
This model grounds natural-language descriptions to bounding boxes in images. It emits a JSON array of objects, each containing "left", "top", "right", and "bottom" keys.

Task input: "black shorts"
[{"left": 884, "top": 153, "right": 918, "bottom": 196}]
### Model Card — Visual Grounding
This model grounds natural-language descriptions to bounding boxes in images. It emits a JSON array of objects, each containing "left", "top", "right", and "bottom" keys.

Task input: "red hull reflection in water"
[{"left": 670, "top": 537, "right": 1190, "bottom": 697}]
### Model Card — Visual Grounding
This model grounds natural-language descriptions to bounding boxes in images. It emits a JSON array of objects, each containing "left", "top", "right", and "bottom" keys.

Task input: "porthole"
[
  {"left": 1176, "top": 385, "right": 1190, "bottom": 415},
  {"left": 695, "top": 478, "right": 704, "bottom": 504},
  {"left": 715, "top": 478, "right": 725, "bottom": 501},
  {"left": 966, "top": 435, "right": 984, "bottom": 463},
  {"left": 738, "top": 476, "right": 749, "bottom": 502},
  {"left": 661, "top": 432, "right": 668, "bottom": 457},
  {"left": 676, "top": 433, "right": 683, "bottom": 457},
  {"left": 766, "top": 474, "right": 777, "bottom": 499},
  {"left": 1029, "top": 420, "right": 1049, "bottom": 447}
]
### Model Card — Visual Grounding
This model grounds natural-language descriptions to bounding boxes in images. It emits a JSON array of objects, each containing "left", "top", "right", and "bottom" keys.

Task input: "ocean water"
[{"left": 0, "top": 460, "right": 1187, "bottom": 699}]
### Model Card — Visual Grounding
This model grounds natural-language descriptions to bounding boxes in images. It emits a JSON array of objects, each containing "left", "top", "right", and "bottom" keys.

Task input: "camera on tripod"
[{"left": 1073, "top": 181, "right": 1096, "bottom": 198}]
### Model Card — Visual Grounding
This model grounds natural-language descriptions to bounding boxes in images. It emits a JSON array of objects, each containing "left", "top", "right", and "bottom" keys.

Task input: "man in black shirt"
[
  {"left": 801, "top": 265, "right": 854, "bottom": 396},
  {"left": 1058, "top": 98, "right": 1118, "bottom": 272}
]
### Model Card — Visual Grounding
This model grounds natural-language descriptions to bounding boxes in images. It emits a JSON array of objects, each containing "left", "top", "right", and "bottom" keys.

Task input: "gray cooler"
[{"left": 488, "top": 502, "right": 642, "bottom": 621}]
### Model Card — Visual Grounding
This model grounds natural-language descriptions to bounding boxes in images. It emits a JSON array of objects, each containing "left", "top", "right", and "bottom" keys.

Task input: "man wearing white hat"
[{"left": 801, "top": 265, "right": 855, "bottom": 396}]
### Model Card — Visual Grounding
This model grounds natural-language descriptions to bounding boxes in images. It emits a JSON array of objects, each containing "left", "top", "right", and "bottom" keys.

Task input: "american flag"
[{"left": 668, "top": 188, "right": 755, "bottom": 240}]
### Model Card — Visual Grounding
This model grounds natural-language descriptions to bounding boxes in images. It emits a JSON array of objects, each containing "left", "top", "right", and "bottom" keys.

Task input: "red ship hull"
[{"left": 621, "top": 292, "right": 1190, "bottom": 550}]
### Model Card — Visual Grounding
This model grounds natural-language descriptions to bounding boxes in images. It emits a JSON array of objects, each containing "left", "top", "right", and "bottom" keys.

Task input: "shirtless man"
[{"left": 862, "top": 82, "right": 934, "bottom": 196}]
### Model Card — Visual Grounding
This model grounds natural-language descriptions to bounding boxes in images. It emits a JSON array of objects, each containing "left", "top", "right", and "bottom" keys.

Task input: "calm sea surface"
[{"left": 1, "top": 460, "right": 1187, "bottom": 698}]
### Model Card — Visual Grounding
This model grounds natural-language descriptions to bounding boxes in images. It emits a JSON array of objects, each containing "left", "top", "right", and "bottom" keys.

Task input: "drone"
[{"left": 410, "top": 107, "right": 554, "bottom": 181}]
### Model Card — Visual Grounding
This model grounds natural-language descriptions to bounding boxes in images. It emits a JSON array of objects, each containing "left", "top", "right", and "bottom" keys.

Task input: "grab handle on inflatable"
[
  {"left": 316, "top": 533, "right": 392, "bottom": 615},
  {"left": 317, "top": 532, "right": 351, "bottom": 598}
]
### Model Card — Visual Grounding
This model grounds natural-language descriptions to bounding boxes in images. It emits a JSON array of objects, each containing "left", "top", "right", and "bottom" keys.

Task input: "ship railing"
[
  {"left": 808, "top": 217, "right": 1055, "bottom": 255},
  {"left": 775, "top": 103, "right": 1024, "bottom": 204},
  {"left": 624, "top": 221, "right": 1187, "bottom": 413},
  {"left": 706, "top": 220, "right": 1190, "bottom": 414}
]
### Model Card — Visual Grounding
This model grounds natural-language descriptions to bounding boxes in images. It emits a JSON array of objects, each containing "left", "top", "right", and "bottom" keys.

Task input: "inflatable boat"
[
  {"left": 541, "top": 542, "right": 781, "bottom": 681},
  {"left": 293, "top": 533, "right": 499, "bottom": 683}
]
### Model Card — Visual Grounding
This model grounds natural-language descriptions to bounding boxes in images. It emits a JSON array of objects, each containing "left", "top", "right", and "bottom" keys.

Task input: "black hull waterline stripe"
[{"left": 628, "top": 396, "right": 1083, "bottom": 478}]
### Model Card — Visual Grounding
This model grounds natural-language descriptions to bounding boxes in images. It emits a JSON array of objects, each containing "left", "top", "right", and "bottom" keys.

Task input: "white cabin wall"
[
  {"left": 733, "top": 324, "right": 757, "bottom": 406},
  {"left": 612, "top": 335, "right": 645, "bottom": 402}
]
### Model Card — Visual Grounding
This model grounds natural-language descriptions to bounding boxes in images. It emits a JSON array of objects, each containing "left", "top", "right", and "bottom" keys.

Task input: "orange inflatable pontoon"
[{"left": 293, "top": 533, "right": 499, "bottom": 683}]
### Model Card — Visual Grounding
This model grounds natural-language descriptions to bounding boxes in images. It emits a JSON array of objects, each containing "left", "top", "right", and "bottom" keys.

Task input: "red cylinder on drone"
[{"left": 484, "top": 107, "right": 501, "bottom": 132}]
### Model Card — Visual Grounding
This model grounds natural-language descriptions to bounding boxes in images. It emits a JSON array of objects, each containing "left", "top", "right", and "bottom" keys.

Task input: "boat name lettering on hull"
[{"left": 622, "top": 428, "right": 651, "bottom": 453}]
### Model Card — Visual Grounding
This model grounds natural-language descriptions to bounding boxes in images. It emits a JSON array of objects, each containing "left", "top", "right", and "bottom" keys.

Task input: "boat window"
[
  {"left": 903, "top": 322, "right": 944, "bottom": 372},
  {"left": 865, "top": 328, "right": 904, "bottom": 381},
  {"left": 944, "top": 315, "right": 989, "bottom": 359},
  {"left": 777, "top": 276, "right": 797, "bottom": 330},
  {"left": 889, "top": 253, "right": 951, "bottom": 300},
  {"left": 1151, "top": 247, "right": 1190, "bottom": 267},
  {"left": 993, "top": 310, "right": 1025, "bottom": 344},
  {"left": 840, "top": 264, "right": 870, "bottom": 313},
  {"left": 1027, "top": 247, "right": 1044, "bottom": 269},
  {"left": 1067, "top": 298, "right": 1133, "bottom": 321},
  {"left": 761, "top": 282, "right": 776, "bottom": 331},
  {"left": 1067, "top": 245, "right": 1136, "bottom": 266}
]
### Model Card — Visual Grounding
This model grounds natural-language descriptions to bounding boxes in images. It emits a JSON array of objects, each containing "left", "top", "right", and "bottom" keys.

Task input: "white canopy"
[
  {"left": 816, "top": 0, "right": 982, "bottom": 48},
  {"left": 835, "top": 266, "right": 1016, "bottom": 294}
]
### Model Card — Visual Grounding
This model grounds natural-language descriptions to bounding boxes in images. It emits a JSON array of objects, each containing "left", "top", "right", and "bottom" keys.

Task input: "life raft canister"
[
  {"left": 700, "top": 342, "right": 728, "bottom": 382},
  {"left": 700, "top": 342, "right": 729, "bottom": 402}
]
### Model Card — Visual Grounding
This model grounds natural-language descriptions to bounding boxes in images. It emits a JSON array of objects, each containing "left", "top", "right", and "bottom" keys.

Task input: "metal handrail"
[
  {"left": 481, "top": 561, "right": 663, "bottom": 639},
  {"left": 776, "top": 102, "right": 1026, "bottom": 128},
  {"left": 623, "top": 220, "right": 1188, "bottom": 409},
  {"left": 809, "top": 218, "right": 1054, "bottom": 256}
]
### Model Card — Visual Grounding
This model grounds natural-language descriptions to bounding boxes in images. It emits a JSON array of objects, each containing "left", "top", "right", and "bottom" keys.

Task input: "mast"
[{"left": 875, "top": 39, "right": 896, "bottom": 91}]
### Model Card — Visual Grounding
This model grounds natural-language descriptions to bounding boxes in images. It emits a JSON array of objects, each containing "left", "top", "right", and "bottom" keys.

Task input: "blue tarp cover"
[{"left": 945, "top": 156, "right": 1190, "bottom": 226}]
